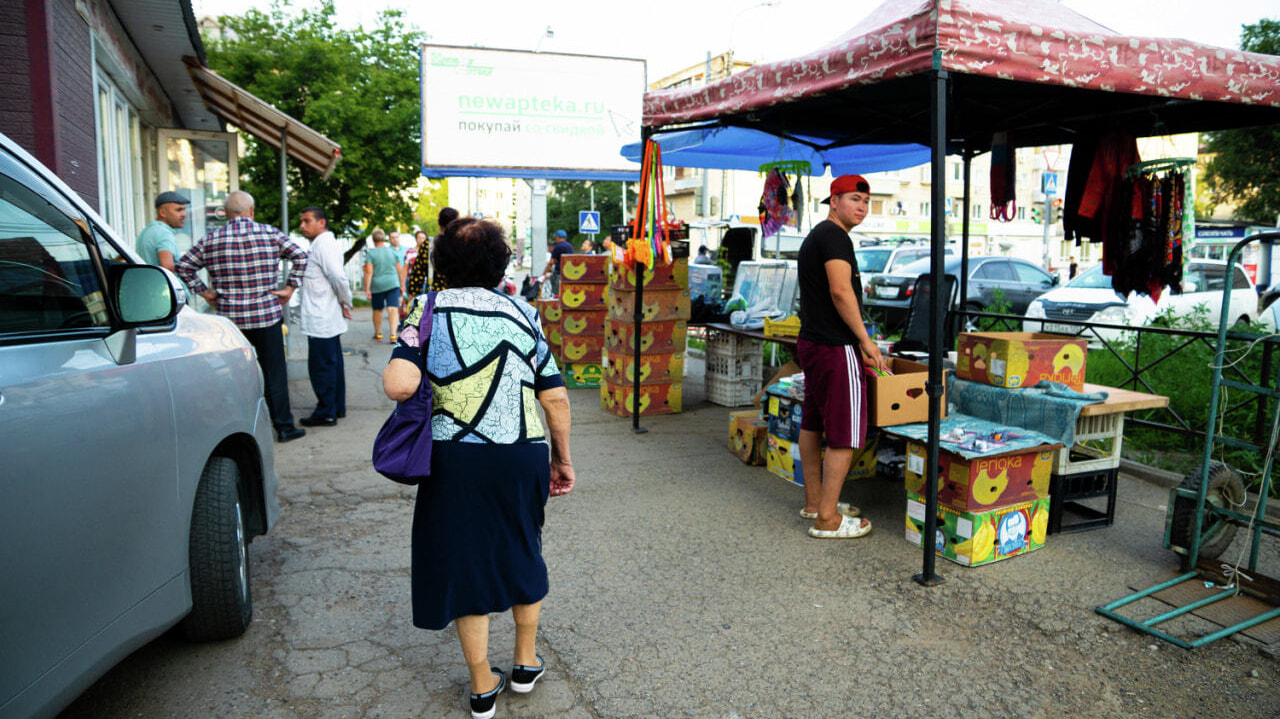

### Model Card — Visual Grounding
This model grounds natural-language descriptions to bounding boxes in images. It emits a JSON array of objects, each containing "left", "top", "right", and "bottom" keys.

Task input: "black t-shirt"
[
  {"left": 797, "top": 219, "right": 863, "bottom": 346},
  {"left": 550, "top": 240, "right": 575, "bottom": 272}
]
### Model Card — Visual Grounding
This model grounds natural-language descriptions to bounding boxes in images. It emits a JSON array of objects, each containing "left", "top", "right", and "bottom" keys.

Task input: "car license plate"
[
  {"left": 874, "top": 286, "right": 899, "bottom": 299},
  {"left": 1044, "top": 322, "right": 1079, "bottom": 334}
]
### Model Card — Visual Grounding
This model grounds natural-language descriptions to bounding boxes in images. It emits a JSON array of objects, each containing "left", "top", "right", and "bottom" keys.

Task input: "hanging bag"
[{"left": 371, "top": 291, "right": 437, "bottom": 485}]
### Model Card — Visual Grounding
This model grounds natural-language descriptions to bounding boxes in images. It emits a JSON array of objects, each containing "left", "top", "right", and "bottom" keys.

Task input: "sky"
[{"left": 192, "top": 0, "right": 1277, "bottom": 81}]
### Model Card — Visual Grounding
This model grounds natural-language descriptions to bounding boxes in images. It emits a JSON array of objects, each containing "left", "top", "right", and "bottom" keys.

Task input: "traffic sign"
[
  {"left": 1040, "top": 172, "right": 1061, "bottom": 195},
  {"left": 579, "top": 211, "right": 601, "bottom": 234}
]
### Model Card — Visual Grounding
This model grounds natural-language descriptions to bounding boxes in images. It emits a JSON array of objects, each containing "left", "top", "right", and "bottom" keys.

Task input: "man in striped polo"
[{"left": 796, "top": 174, "right": 888, "bottom": 538}]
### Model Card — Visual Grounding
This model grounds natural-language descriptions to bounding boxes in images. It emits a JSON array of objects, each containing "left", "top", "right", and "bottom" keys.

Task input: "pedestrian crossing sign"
[{"left": 579, "top": 211, "right": 601, "bottom": 234}]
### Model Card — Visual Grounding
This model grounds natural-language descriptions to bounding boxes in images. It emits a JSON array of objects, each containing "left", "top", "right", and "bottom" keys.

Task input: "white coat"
[{"left": 299, "top": 230, "right": 353, "bottom": 338}]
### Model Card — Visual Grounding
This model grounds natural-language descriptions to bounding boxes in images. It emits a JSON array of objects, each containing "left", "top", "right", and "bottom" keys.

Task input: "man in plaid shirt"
[{"left": 176, "top": 191, "right": 310, "bottom": 442}]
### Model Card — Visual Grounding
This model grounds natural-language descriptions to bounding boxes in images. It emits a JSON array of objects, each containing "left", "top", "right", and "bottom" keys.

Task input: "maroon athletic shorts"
[{"left": 795, "top": 337, "right": 868, "bottom": 449}]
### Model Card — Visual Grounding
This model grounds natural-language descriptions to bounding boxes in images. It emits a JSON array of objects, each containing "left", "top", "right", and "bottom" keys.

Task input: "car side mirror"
[{"left": 109, "top": 264, "right": 180, "bottom": 326}]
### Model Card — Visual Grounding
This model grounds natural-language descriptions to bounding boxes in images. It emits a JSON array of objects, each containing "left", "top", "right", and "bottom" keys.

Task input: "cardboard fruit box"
[
  {"left": 767, "top": 433, "right": 879, "bottom": 486},
  {"left": 608, "top": 288, "right": 691, "bottom": 323},
  {"left": 560, "top": 254, "right": 608, "bottom": 284},
  {"left": 600, "top": 380, "right": 683, "bottom": 417},
  {"left": 906, "top": 491, "right": 1050, "bottom": 567},
  {"left": 559, "top": 335, "right": 604, "bottom": 364},
  {"left": 764, "top": 390, "right": 802, "bottom": 443},
  {"left": 559, "top": 282, "right": 609, "bottom": 311},
  {"left": 956, "top": 332, "right": 1088, "bottom": 391},
  {"left": 904, "top": 441, "right": 1054, "bottom": 512},
  {"left": 561, "top": 309, "right": 607, "bottom": 337},
  {"left": 544, "top": 321, "right": 562, "bottom": 351},
  {"left": 562, "top": 362, "right": 603, "bottom": 389},
  {"left": 729, "top": 410, "right": 769, "bottom": 466},
  {"left": 604, "top": 319, "right": 688, "bottom": 354},
  {"left": 867, "top": 358, "right": 944, "bottom": 427},
  {"left": 602, "top": 351, "right": 684, "bottom": 386},
  {"left": 535, "top": 298, "right": 562, "bottom": 324},
  {"left": 609, "top": 257, "right": 689, "bottom": 291}
]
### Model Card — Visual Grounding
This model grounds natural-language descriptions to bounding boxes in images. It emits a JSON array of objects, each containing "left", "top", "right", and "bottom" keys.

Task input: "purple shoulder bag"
[{"left": 372, "top": 291, "right": 437, "bottom": 485}]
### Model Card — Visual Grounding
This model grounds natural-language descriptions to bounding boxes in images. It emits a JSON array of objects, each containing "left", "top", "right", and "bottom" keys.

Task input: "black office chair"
[{"left": 892, "top": 272, "right": 958, "bottom": 355}]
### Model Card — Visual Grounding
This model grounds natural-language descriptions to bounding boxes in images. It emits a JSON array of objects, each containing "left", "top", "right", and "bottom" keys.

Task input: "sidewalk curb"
[{"left": 1119, "top": 458, "right": 1182, "bottom": 489}]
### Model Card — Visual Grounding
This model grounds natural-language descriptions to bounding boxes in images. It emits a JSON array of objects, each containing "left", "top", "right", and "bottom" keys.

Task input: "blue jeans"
[{"left": 307, "top": 334, "right": 346, "bottom": 419}]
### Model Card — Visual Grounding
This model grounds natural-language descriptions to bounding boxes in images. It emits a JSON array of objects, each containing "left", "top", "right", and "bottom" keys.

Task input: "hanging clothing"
[
  {"left": 989, "top": 132, "right": 1016, "bottom": 221},
  {"left": 1070, "top": 131, "right": 1142, "bottom": 276},
  {"left": 758, "top": 168, "right": 796, "bottom": 241}
]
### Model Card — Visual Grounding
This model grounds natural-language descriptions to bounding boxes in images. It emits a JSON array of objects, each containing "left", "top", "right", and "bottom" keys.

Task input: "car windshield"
[
  {"left": 1067, "top": 263, "right": 1114, "bottom": 289},
  {"left": 856, "top": 248, "right": 892, "bottom": 272}
]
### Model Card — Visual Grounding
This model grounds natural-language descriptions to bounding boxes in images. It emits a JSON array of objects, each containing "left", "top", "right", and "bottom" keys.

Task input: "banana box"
[
  {"left": 764, "top": 391, "right": 802, "bottom": 443},
  {"left": 560, "top": 254, "right": 608, "bottom": 284},
  {"left": 604, "top": 319, "right": 688, "bottom": 354},
  {"left": 559, "top": 335, "right": 604, "bottom": 364},
  {"left": 559, "top": 282, "right": 609, "bottom": 311},
  {"left": 906, "top": 491, "right": 1050, "bottom": 567},
  {"left": 609, "top": 257, "right": 689, "bottom": 291},
  {"left": 600, "top": 380, "right": 683, "bottom": 417},
  {"left": 868, "top": 358, "right": 944, "bottom": 427},
  {"left": 608, "top": 288, "right": 691, "bottom": 323},
  {"left": 956, "top": 332, "right": 1088, "bottom": 391},
  {"left": 904, "top": 441, "right": 1054, "bottom": 512},
  {"left": 535, "top": 298, "right": 562, "bottom": 324},
  {"left": 602, "top": 350, "right": 684, "bottom": 386},
  {"left": 729, "top": 410, "right": 769, "bottom": 465},
  {"left": 544, "top": 320, "right": 562, "bottom": 353},
  {"left": 562, "top": 362, "right": 603, "bottom": 389},
  {"left": 561, "top": 309, "right": 607, "bottom": 337},
  {"left": 768, "top": 433, "right": 879, "bottom": 486}
]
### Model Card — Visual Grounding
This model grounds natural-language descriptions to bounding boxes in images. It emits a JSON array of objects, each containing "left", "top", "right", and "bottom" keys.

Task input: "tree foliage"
[
  {"left": 204, "top": 1, "right": 422, "bottom": 235},
  {"left": 546, "top": 180, "right": 635, "bottom": 245},
  {"left": 1202, "top": 18, "right": 1280, "bottom": 225}
]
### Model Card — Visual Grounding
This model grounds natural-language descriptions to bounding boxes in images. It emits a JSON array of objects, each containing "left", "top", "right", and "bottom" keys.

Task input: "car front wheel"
[{"left": 180, "top": 456, "right": 252, "bottom": 641}]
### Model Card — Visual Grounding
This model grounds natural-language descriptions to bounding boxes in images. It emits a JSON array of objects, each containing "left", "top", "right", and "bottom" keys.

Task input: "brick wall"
[
  {"left": 0, "top": 0, "right": 35, "bottom": 152},
  {"left": 51, "top": 0, "right": 97, "bottom": 207}
]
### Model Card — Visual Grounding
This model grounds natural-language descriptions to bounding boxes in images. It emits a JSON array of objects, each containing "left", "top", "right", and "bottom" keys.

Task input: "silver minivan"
[{"left": 0, "top": 132, "right": 279, "bottom": 719}]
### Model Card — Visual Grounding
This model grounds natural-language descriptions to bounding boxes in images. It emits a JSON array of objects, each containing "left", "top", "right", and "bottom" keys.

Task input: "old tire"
[
  {"left": 180, "top": 456, "right": 252, "bottom": 641},
  {"left": 1169, "top": 461, "right": 1245, "bottom": 567}
]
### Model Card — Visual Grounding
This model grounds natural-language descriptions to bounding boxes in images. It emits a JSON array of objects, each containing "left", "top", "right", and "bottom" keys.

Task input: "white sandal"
[
  {"left": 808, "top": 515, "right": 872, "bottom": 539},
  {"left": 799, "top": 502, "right": 861, "bottom": 520}
]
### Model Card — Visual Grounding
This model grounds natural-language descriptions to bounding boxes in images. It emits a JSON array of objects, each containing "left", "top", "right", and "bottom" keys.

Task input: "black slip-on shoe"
[
  {"left": 299, "top": 415, "right": 337, "bottom": 427},
  {"left": 275, "top": 425, "right": 306, "bottom": 442},
  {"left": 469, "top": 668, "right": 506, "bottom": 719},
  {"left": 510, "top": 655, "right": 544, "bottom": 694}
]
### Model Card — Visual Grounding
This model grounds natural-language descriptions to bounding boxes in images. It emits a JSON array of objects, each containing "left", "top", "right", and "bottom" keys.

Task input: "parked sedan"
[
  {"left": 1023, "top": 260, "right": 1259, "bottom": 341},
  {"left": 0, "top": 132, "right": 279, "bottom": 719},
  {"left": 865, "top": 255, "right": 1058, "bottom": 330}
]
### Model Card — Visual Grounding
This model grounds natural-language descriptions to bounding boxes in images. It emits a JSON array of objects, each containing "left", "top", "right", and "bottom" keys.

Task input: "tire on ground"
[
  {"left": 180, "top": 456, "right": 252, "bottom": 641},
  {"left": 1168, "top": 461, "right": 1245, "bottom": 567}
]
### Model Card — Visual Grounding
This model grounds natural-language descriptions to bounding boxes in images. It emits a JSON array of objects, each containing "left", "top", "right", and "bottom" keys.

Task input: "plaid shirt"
[{"left": 176, "top": 217, "right": 309, "bottom": 330}]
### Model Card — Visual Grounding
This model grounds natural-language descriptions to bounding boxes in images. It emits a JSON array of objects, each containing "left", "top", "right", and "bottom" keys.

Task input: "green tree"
[
  {"left": 204, "top": 0, "right": 422, "bottom": 235},
  {"left": 413, "top": 178, "right": 451, "bottom": 235},
  {"left": 547, "top": 180, "right": 635, "bottom": 245},
  {"left": 1202, "top": 18, "right": 1280, "bottom": 225}
]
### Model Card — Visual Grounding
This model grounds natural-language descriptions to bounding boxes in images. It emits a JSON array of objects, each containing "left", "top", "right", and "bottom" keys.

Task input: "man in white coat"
[{"left": 298, "top": 206, "right": 354, "bottom": 426}]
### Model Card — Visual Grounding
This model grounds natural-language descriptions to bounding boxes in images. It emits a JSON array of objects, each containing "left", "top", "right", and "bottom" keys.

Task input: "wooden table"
[
  {"left": 1078, "top": 383, "right": 1170, "bottom": 417},
  {"left": 701, "top": 321, "right": 797, "bottom": 347}
]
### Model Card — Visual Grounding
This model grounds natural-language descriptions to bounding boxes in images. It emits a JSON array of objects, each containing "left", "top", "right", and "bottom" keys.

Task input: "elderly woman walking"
[{"left": 382, "top": 217, "right": 574, "bottom": 719}]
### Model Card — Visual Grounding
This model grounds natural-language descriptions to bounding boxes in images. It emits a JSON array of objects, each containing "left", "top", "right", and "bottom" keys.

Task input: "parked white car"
[{"left": 1023, "top": 260, "right": 1258, "bottom": 340}]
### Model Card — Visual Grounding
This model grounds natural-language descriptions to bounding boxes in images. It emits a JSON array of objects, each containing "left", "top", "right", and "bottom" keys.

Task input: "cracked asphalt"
[{"left": 60, "top": 309, "right": 1280, "bottom": 719}]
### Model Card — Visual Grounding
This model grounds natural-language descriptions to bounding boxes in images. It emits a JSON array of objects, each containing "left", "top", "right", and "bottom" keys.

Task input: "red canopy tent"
[{"left": 637, "top": 0, "right": 1280, "bottom": 584}]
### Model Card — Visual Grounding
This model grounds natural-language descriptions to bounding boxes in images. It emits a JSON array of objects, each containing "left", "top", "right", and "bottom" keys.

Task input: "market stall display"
[
  {"left": 558, "top": 253, "right": 609, "bottom": 388},
  {"left": 760, "top": 376, "right": 878, "bottom": 487},
  {"left": 601, "top": 250, "right": 690, "bottom": 417}
]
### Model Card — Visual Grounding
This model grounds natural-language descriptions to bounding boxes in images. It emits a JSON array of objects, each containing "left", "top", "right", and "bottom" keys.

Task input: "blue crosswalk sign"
[{"left": 578, "top": 211, "right": 600, "bottom": 234}]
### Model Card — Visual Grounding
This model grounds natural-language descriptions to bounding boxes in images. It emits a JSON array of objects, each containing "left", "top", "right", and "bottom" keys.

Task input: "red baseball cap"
[{"left": 820, "top": 174, "right": 871, "bottom": 204}]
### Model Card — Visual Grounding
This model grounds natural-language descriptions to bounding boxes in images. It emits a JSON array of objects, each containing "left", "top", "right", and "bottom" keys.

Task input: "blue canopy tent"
[{"left": 620, "top": 124, "right": 929, "bottom": 176}]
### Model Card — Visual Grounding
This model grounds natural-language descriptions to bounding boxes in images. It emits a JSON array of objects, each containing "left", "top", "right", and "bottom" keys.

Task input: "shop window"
[
  {"left": 1017, "top": 206, "right": 1027, "bottom": 220},
  {"left": 94, "top": 77, "right": 143, "bottom": 241},
  {"left": 918, "top": 201, "right": 930, "bottom": 217}
]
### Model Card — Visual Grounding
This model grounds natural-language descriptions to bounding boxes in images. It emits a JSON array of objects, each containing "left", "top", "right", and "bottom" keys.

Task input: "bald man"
[{"left": 176, "top": 190, "right": 311, "bottom": 442}]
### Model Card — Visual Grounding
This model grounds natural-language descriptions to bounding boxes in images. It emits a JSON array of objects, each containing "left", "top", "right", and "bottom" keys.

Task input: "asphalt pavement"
[{"left": 60, "top": 308, "right": 1280, "bottom": 719}]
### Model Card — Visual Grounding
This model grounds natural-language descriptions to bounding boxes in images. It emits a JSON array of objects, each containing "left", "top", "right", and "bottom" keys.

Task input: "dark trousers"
[
  {"left": 306, "top": 334, "right": 346, "bottom": 419},
  {"left": 241, "top": 321, "right": 294, "bottom": 429}
]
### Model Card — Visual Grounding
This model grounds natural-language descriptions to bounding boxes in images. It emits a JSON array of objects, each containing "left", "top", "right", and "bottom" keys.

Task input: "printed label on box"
[{"left": 907, "top": 453, "right": 924, "bottom": 475}]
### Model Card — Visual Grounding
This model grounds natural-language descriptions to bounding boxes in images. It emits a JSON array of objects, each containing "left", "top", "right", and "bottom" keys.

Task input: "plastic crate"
[
  {"left": 1053, "top": 412, "right": 1123, "bottom": 475},
  {"left": 706, "top": 347, "right": 760, "bottom": 381},
  {"left": 706, "top": 329, "right": 763, "bottom": 354},
  {"left": 1048, "top": 466, "right": 1119, "bottom": 534},
  {"left": 707, "top": 376, "right": 761, "bottom": 407}
]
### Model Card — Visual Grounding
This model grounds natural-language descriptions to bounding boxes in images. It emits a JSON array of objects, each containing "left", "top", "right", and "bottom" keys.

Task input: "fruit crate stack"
[
  {"left": 535, "top": 298, "right": 562, "bottom": 373},
  {"left": 704, "top": 329, "right": 763, "bottom": 407},
  {"left": 761, "top": 377, "right": 878, "bottom": 486},
  {"left": 556, "top": 254, "right": 610, "bottom": 389},
  {"left": 600, "top": 255, "right": 690, "bottom": 417}
]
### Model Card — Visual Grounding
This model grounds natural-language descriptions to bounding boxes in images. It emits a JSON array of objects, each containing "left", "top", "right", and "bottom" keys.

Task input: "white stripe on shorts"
[{"left": 843, "top": 344, "right": 861, "bottom": 444}]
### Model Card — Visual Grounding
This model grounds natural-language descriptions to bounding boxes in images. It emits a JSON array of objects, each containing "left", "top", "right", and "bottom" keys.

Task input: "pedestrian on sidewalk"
[
  {"left": 795, "top": 174, "right": 887, "bottom": 537},
  {"left": 135, "top": 190, "right": 188, "bottom": 270},
  {"left": 175, "top": 190, "right": 309, "bottom": 442},
  {"left": 298, "top": 206, "right": 352, "bottom": 427},
  {"left": 382, "top": 217, "right": 575, "bottom": 719},
  {"left": 362, "top": 229, "right": 404, "bottom": 341},
  {"left": 405, "top": 207, "right": 456, "bottom": 299}
]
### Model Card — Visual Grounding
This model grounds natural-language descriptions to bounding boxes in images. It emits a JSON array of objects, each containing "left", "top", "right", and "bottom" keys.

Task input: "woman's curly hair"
[{"left": 432, "top": 217, "right": 512, "bottom": 289}]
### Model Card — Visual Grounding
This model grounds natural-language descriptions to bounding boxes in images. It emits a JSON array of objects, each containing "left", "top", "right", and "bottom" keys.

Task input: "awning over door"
[{"left": 183, "top": 57, "right": 341, "bottom": 179}]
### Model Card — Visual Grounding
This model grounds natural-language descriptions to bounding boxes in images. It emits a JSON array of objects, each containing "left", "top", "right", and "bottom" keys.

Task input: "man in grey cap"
[{"left": 136, "top": 190, "right": 189, "bottom": 271}]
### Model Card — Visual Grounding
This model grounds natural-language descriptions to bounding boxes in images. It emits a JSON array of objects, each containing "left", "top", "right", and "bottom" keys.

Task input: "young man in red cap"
[{"left": 796, "top": 174, "right": 888, "bottom": 538}]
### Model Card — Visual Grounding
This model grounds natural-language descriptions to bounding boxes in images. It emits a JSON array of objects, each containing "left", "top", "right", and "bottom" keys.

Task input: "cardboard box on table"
[
  {"left": 904, "top": 441, "right": 1055, "bottom": 512},
  {"left": 867, "top": 358, "right": 946, "bottom": 427},
  {"left": 600, "top": 380, "right": 683, "bottom": 417},
  {"left": 560, "top": 254, "right": 608, "bottom": 284},
  {"left": 560, "top": 282, "right": 609, "bottom": 312},
  {"left": 609, "top": 257, "right": 689, "bottom": 291},
  {"left": 561, "top": 309, "right": 606, "bottom": 337},
  {"left": 562, "top": 362, "right": 603, "bottom": 389},
  {"left": 729, "top": 410, "right": 769, "bottom": 465},
  {"left": 905, "top": 491, "right": 1050, "bottom": 567},
  {"left": 767, "top": 433, "right": 879, "bottom": 486},
  {"left": 602, "top": 350, "right": 683, "bottom": 386},
  {"left": 608, "top": 288, "right": 691, "bottom": 323},
  {"left": 604, "top": 319, "right": 688, "bottom": 354},
  {"left": 955, "top": 332, "right": 1088, "bottom": 391},
  {"left": 559, "top": 335, "right": 605, "bottom": 364}
]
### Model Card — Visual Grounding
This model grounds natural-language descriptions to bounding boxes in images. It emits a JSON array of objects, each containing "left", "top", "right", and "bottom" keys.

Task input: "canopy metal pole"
[
  {"left": 280, "top": 126, "right": 289, "bottom": 233},
  {"left": 915, "top": 60, "right": 948, "bottom": 588},
  {"left": 632, "top": 126, "right": 652, "bottom": 435},
  {"left": 960, "top": 151, "right": 973, "bottom": 339}
]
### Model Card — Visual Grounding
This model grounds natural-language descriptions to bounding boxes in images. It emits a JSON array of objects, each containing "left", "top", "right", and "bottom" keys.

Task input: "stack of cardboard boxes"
[
  {"left": 556, "top": 254, "right": 610, "bottom": 389},
  {"left": 758, "top": 379, "right": 879, "bottom": 486},
  {"left": 600, "top": 256, "right": 690, "bottom": 417}
]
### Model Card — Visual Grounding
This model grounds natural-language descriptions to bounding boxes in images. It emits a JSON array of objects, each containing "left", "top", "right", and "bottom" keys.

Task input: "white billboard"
[{"left": 421, "top": 46, "right": 646, "bottom": 180}]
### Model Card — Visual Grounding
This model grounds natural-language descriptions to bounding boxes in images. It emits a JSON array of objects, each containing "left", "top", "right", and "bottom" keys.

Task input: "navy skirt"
[{"left": 412, "top": 441, "right": 551, "bottom": 630}]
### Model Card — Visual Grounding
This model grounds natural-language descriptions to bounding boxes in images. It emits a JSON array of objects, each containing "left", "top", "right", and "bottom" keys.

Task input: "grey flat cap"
[{"left": 155, "top": 190, "right": 189, "bottom": 208}]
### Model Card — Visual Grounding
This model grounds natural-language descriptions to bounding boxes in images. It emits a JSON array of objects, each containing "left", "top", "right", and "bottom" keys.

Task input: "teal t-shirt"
[
  {"left": 136, "top": 220, "right": 178, "bottom": 266},
  {"left": 365, "top": 245, "right": 400, "bottom": 293}
]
